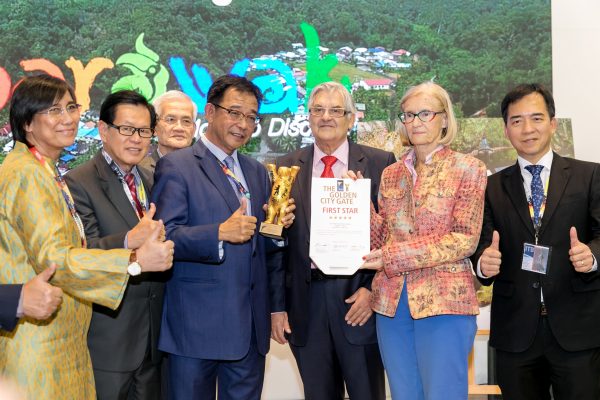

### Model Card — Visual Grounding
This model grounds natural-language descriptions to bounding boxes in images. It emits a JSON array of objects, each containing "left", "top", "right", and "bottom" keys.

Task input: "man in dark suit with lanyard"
[
  {"left": 151, "top": 75, "right": 294, "bottom": 400},
  {"left": 66, "top": 90, "right": 166, "bottom": 400},
  {"left": 472, "top": 83, "right": 600, "bottom": 399},
  {"left": 272, "top": 81, "right": 395, "bottom": 400}
]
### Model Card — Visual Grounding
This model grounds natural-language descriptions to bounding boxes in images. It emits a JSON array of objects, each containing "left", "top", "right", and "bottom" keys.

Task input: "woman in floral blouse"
[{"left": 361, "top": 82, "right": 487, "bottom": 399}]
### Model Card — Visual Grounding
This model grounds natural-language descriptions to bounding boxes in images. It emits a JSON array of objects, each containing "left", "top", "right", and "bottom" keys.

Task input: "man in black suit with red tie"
[
  {"left": 472, "top": 83, "right": 600, "bottom": 400},
  {"left": 271, "top": 81, "right": 395, "bottom": 400}
]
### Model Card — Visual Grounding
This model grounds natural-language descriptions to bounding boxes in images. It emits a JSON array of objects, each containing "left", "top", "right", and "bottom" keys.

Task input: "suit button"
[
  {"left": 150, "top": 294, "right": 157, "bottom": 299},
  {"left": 532, "top": 282, "right": 540, "bottom": 289}
]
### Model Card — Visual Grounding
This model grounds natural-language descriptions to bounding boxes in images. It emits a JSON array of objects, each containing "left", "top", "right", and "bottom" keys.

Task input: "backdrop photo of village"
[{"left": 0, "top": 0, "right": 554, "bottom": 174}]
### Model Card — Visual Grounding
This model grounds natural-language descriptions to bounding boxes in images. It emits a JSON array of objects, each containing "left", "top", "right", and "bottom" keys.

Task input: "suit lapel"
[
  {"left": 294, "top": 146, "right": 314, "bottom": 234},
  {"left": 539, "top": 153, "right": 570, "bottom": 237},
  {"left": 138, "top": 165, "right": 153, "bottom": 191},
  {"left": 348, "top": 141, "right": 368, "bottom": 178},
  {"left": 151, "top": 149, "right": 160, "bottom": 164},
  {"left": 94, "top": 152, "right": 139, "bottom": 228},
  {"left": 238, "top": 154, "right": 261, "bottom": 251},
  {"left": 238, "top": 154, "right": 261, "bottom": 216},
  {"left": 193, "top": 141, "right": 243, "bottom": 215},
  {"left": 501, "top": 162, "right": 535, "bottom": 236}
]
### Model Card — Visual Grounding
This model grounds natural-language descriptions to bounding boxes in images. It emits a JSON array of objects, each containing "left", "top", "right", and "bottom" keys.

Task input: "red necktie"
[
  {"left": 321, "top": 155, "right": 337, "bottom": 178},
  {"left": 124, "top": 173, "right": 144, "bottom": 218}
]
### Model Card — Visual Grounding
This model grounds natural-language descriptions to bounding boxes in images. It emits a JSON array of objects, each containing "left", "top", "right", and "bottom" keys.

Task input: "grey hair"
[
  {"left": 308, "top": 82, "right": 357, "bottom": 114},
  {"left": 153, "top": 90, "right": 198, "bottom": 120}
]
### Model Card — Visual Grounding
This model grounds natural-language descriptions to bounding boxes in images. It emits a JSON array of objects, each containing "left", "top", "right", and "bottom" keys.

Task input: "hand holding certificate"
[{"left": 309, "top": 177, "right": 371, "bottom": 275}]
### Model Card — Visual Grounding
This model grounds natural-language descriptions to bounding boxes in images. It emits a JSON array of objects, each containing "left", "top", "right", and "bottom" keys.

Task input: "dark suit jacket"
[
  {"left": 274, "top": 141, "right": 396, "bottom": 346},
  {"left": 65, "top": 151, "right": 165, "bottom": 371},
  {"left": 139, "top": 148, "right": 160, "bottom": 172},
  {"left": 152, "top": 140, "right": 275, "bottom": 359},
  {"left": 0, "top": 284, "right": 21, "bottom": 332},
  {"left": 472, "top": 154, "right": 600, "bottom": 353}
]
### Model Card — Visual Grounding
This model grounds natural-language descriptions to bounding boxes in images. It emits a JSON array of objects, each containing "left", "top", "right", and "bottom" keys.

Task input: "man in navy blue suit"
[
  {"left": 152, "top": 75, "right": 292, "bottom": 400},
  {"left": 0, "top": 265, "right": 63, "bottom": 332}
]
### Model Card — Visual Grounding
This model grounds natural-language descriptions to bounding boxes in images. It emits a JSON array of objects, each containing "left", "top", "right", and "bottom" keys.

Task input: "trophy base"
[{"left": 259, "top": 222, "right": 284, "bottom": 240}]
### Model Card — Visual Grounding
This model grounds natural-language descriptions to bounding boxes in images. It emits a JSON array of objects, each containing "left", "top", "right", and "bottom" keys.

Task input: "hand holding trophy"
[{"left": 260, "top": 164, "right": 300, "bottom": 239}]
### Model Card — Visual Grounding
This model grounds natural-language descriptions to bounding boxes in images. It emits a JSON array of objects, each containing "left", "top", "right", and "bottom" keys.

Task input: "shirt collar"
[
  {"left": 201, "top": 134, "right": 240, "bottom": 166},
  {"left": 517, "top": 149, "right": 553, "bottom": 174},
  {"left": 404, "top": 144, "right": 444, "bottom": 166},
  {"left": 101, "top": 149, "right": 140, "bottom": 178},
  {"left": 312, "top": 139, "right": 349, "bottom": 169}
]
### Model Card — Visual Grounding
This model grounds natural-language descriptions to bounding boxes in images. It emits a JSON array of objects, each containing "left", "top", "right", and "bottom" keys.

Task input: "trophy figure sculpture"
[{"left": 259, "top": 164, "right": 300, "bottom": 239}]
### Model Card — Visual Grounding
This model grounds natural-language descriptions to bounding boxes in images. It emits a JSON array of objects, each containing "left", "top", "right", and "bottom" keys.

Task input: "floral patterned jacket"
[{"left": 370, "top": 146, "right": 486, "bottom": 318}]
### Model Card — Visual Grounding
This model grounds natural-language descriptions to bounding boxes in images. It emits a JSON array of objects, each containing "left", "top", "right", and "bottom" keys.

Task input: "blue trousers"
[{"left": 376, "top": 286, "right": 476, "bottom": 400}]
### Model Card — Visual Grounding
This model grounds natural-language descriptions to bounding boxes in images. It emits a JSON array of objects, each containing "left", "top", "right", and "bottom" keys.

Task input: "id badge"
[{"left": 521, "top": 242, "right": 552, "bottom": 275}]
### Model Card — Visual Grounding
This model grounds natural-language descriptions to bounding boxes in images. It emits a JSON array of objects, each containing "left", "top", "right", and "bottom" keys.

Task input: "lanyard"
[
  {"left": 217, "top": 158, "right": 251, "bottom": 200},
  {"left": 108, "top": 161, "right": 148, "bottom": 219},
  {"left": 28, "top": 147, "right": 87, "bottom": 247}
]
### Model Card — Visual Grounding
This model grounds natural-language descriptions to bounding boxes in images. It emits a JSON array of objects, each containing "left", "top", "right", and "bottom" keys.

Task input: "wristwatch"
[{"left": 127, "top": 249, "right": 142, "bottom": 276}]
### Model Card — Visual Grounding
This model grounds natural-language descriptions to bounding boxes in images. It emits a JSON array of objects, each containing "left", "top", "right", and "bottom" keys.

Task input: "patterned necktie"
[
  {"left": 223, "top": 156, "right": 240, "bottom": 199},
  {"left": 321, "top": 155, "right": 337, "bottom": 178},
  {"left": 224, "top": 156, "right": 235, "bottom": 172},
  {"left": 124, "top": 173, "right": 144, "bottom": 218},
  {"left": 525, "top": 165, "right": 544, "bottom": 227}
]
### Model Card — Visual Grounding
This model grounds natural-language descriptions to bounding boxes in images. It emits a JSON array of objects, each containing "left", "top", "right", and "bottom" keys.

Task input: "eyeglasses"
[
  {"left": 212, "top": 103, "right": 261, "bottom": 125},
  {"left": 399, "top": 110, "right": 445, "bottom": 123},
  {"left": 106, "top": 122, "right": 155, "bottom": 138},
  {"left": 160, "top": 116, "right": 195, "bottom": 128},
  {"left": 37, "top": 104, "right": 81, "bottom": 117},
  {"left": 308, "top": 107, "right": 351, "bottom": 118}
]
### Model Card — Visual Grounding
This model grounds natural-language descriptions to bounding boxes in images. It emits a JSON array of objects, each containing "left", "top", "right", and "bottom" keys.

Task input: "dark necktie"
[
  {"left": 525, "top": 164, "right": 544, "bottom": 227},
  {"left": 124, "top": 173, "right": 144, "bottom": 218},
  {"left": 321, "top": 155, "right": 337, "bottom": 178}
]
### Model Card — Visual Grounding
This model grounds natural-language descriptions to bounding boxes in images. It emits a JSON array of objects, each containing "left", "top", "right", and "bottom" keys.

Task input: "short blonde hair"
[{"left": 399, "top": 81, "right": 457, "bottom": 146}]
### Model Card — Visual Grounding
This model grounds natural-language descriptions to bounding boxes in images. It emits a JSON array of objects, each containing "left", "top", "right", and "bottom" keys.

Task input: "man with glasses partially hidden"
[
  {"left": 271, "top": 81, "right": 395, "bottom": 400},
  {"left": 140, "top": 90, "right": 197, "bottom": 172},
  {"left": 65, "top": 90, "right": 168, "bottom": 400}
]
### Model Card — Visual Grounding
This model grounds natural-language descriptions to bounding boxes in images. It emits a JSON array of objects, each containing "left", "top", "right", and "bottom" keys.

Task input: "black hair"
[
  {"left": 501, "top": 83, "right": 555, "bottom": 124},
  {"left": 206, "top": 75, "right": 263, "bottom": 108},
  {"left": 99, "top": 90, "right": 157, "bottom": 128},
  {"left": 10, "top": 74, "right": 76, "bottom": 146}
]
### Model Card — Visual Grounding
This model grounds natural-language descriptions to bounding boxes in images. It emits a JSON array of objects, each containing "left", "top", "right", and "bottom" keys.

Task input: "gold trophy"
[{"left": 259, "top": 164, "right": 300, "bottom": 239}]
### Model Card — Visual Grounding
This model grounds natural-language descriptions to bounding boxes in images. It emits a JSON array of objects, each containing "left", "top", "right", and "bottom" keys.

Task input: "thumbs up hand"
[
  {"left": 480, "top": 230, "right": 502, "bottom": 278},
  {"left": 569, "top": 227, "right": 594, "bottom": 272},
  {"left": 137, "top": 223, "right": 175, "bottom": 272},
  {"left": 127, "top": 203, "right": 165, "bottom": 248},
  {"left": 22, "top": 264, "right": 63, "bottom": 320},
  {"left": 218, "top": 197, "right": 258, "bottom": 243}
]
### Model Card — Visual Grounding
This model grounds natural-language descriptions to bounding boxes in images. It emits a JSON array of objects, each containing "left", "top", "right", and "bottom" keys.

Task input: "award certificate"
[{"left": 309, "top": 178, "right": 371, "bottom": 275}]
